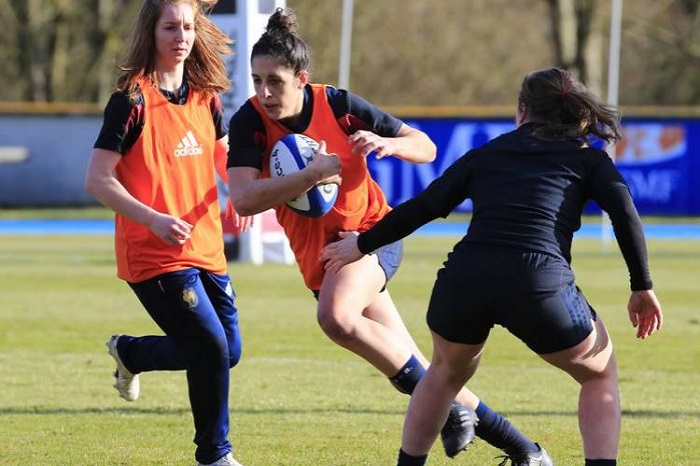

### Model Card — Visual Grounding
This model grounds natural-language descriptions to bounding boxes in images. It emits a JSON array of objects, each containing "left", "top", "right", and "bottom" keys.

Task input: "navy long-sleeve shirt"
[{"left": 357, "top": 123, "right": 653, "bottom": 291}]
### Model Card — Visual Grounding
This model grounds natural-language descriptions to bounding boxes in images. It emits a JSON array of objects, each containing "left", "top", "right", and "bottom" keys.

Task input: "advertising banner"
[
  {"left": 367, "top": 118, "right": 700, "bottom": 215},
  {"left": 614, "top": 119, "right": 698, "bottom": 214}
]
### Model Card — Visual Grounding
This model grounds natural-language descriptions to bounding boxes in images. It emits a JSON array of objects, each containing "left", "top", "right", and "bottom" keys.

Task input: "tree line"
[{"left": 1, "top": 0, "right": 698, "bottom": 108}]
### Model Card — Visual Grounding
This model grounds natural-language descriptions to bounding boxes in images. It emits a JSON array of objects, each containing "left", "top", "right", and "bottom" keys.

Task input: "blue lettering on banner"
[
  {"left": 367, "top": 118, "right": 699, "bottom": 215},
  {"left": 619, "top": 169, "right": 682, "bottom": 204},
  {"left": 369, "top": 121, "right": 513, "bottom": 212}
]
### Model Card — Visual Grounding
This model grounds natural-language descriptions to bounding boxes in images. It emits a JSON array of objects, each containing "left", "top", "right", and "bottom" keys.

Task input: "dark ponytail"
[
  {"left": 518, "top": 67, "right": 621, "bottom": 143},
  {"left": 251, "top": 7, "right": 310, "bottom": 75}
]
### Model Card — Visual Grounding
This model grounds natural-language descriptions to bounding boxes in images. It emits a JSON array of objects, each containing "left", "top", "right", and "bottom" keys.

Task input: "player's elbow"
[
  {"left": 84, "top": 174, "right": 101, "bottom": 199},
  {"left": 233, "top": 204, "right": 255, "bottom": 217},
  {"left": 414, "top": 134, "right": 437, "bottom": 163},
  {"left": 229, "top": 194, "right": 256, "bottom": 217},
  {"left": 227, "top": 168, "right": 263, "bottom": 216},
  {"left": 424, "top": 142, "right": 437, "bottom": 162},
  {"left": 412, "top": 143, "right": 437, "bottom": 164}
]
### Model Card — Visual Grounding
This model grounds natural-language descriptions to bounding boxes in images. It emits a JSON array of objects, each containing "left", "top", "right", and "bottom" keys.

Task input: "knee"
[
  {"left": 581, "top": 361, "right": 619, "bottom": 386},
  {"left": 317, "top": 311, "right": 356, "bottom": 347},
  {"left": 569, "top": 351, "right": 619, "bottom": 388},
  {"left": 201, "top": 339, "right": 240, "bottom": 370},
  {"left": 228, "top": 346, "right": 241, "bottom": 368},
  {"left": 430, "top": 356, "right": 474, "bottom": 390},
  {"left": 227, "top": 334, "right": 242, "bottom": 368}
]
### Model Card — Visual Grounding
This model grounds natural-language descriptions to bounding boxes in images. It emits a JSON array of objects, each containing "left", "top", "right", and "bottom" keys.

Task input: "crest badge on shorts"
[{"left": 181, "top": 287, "right": 199, "bottom": 310}]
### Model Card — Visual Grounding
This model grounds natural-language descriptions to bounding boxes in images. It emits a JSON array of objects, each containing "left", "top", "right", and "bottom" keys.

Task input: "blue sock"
[
  {"left": 585, "top": 460, "right": 616, "bottom": 466},
  {"left": 396, "top": 448, "right": 427, "bottom": 466},
  {"left": 474, "top": 401, "right": 539, "bottom": 456},
  {"left": 389, "top": 355, "right": 425, "bottom": 395}
]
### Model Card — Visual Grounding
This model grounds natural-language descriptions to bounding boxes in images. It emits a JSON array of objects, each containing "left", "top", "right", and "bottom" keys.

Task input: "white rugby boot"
[
  {"left": 105, "top": 334, "right": 139, "bottom": 402},
  {"left": 197, "top": 453, "right": 244, "bottom": 466}
]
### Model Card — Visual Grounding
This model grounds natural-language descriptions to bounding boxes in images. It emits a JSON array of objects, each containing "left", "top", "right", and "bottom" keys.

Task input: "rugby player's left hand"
[
  {"left": 628, "top": 289, "right": 663, "bottom": 339},
  {"left": 348, "top": 130, "right": 394, "bottom": 159}
]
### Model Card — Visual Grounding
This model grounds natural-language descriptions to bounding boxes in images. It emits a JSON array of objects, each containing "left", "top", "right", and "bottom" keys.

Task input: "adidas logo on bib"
[{"left": 174, "top": 131, "right": 204, "bottom": 157}]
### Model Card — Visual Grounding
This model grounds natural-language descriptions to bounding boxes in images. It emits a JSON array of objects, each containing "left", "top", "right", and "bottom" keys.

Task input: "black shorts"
[{"left": 426, "top": 242, "right": 595, "bottom": 354}]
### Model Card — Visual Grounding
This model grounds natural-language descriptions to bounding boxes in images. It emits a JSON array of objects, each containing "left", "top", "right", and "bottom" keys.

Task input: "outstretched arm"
[
  {"left": 322, "top": 151, "right": 474, "bottom": 271},
  {"left": 321, "top": 195, "right": 437, "bottom": 272},
  {"left": 591, "top": 158, "right": 663, "bottom": 339}
]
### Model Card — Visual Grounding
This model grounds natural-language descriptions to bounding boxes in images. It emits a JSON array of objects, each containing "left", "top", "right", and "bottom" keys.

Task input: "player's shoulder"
[
  {"left": 228, "top": 100, "right": 267, "bottom": 153},
  {"left": 204, "top": 90, "right": 223, "bottom": 108},
  {"left": 468, "top": 126, "right": 520, "bottom": 154},
  {"left": 323, "top": 84, "right": 346, "bottom": 101},
  {"left": 322, "top": 84, "right": 377, "bottom": 113},
  {"left": 99, "top": 89, "right": 145, "bottom": 132},
  {"left": 228, "top": 100, "right": 262, "bottom": 131},
  {"left": 581, "top": 145, "right": 615, "bottom": 168},
  {"left": 104, "top": 88, "right": 138, "bottom": 108},
  {"left": 320, "top": 84, "right": 349, "bottom": 113},
  {"left": 324, "top": 85, "right": 374, "bottom": 110},
  {"left": 230, "top": 99, "right": 260, "bottom": 122}
]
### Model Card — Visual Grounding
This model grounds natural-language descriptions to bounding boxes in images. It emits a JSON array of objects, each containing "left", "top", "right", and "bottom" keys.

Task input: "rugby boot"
[{"left": 440, "top": 401, "right": 478, "bottom": 457}]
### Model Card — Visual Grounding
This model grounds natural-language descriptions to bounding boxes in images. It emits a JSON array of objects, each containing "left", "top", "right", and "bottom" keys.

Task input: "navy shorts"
[
  {"left": 313, "top": 240, "right": 403, "bottom": 298},
  {"left": 375, "top": 239, "right": 403, "bottom": 287},
  {"left": 426, "top": 242, "right": 596, "bottom": 354}
]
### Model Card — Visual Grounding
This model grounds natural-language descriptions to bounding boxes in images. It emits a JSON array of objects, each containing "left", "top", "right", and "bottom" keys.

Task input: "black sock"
[
  {"left": 396, "top": 448, "right": 427, "bottom": 466},
  {"left": 474, "top": 401, "right": 539, "bottom": 456},
  {"left": 389, "top": 355, "right": 425, "bottom": 395},
  {"left": 585, "top": 460, "right": 616, "bottom": 466}
]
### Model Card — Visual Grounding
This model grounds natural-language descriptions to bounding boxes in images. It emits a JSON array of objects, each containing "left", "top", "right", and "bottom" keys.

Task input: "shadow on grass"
[
  {"left": 1, "top": 406, "right": 697, "bottom": 419},
  {"left": 498, "top": 409, "right": 700, "bottom": 419},
  {"left": 0, "top": 406, "right": 191, "bottom": 416}
]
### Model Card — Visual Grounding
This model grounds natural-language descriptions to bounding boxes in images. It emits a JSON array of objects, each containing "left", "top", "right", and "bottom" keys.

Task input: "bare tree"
[
  {"left": 0, "top": 0, "right": 697, "bottom": 106},
  {"left": 2, "top": 0, "right": 138, "bottom": 103},
  {"left": 0, "top": 0, "right": 22, "bottom": 99},
  {"left": 623, "top": 0, "right": 700, "bottom": 104}
]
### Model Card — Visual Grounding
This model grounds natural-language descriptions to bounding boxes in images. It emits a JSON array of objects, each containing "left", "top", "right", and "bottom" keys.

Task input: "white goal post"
[{"left": 211, "top": 0, "right": 294, "bottom": 265}]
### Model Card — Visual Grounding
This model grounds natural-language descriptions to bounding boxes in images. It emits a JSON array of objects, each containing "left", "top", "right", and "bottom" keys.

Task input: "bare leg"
[
  {"left": 317, "top": 254, "right": 412, "bottom": 373},
  {"left": 317, "top": 255, "right": 480, "bottom": 408},
  {"left": 539, "top": 316, "right": 620, "bottom": 459},
  {"left": 402, "top": 332, "right": 484, "bottom": 455}
]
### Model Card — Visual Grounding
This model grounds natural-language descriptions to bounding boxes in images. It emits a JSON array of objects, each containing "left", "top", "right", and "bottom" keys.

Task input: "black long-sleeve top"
[{"left": 358, "top": 123, "right": 653, "bottom": 291}]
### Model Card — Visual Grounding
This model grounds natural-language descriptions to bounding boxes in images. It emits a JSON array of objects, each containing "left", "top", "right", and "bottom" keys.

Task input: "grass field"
[{"left": 0, "top": 226, "right": 698, "bottom": 465}]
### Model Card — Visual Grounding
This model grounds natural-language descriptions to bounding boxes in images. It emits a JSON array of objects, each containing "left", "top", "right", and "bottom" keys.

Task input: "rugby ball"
[{"left": 270, "top": 134, "right": 338, "bottom": 217}]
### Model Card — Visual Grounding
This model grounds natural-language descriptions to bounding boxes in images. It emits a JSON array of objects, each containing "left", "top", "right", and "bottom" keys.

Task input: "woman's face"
[
  {"left": 251, "top": 55, "right": 307, "bottom": 122},
  {"left": 154, "top": 3, "right": 196, "bottom": 69}
]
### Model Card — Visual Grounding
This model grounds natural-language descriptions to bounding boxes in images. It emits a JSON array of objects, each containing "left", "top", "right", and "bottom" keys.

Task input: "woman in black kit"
[{"left": 321, "top": 67, "right": 664, "bottom": 466}]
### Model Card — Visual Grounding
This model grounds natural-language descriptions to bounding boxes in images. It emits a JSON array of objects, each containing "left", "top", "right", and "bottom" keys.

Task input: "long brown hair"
[
  {"left": 518, "top": 67, "right": 621, "bottom": 143},
  {"left": 116, "top": 0, "right": 232, "bottom": 99}
]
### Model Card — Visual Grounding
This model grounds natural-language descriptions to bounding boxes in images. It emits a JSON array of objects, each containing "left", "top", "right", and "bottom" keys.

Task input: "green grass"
[
  {"left": 0, "top": 206, "right": 116, "bottom": 219},
  {"left": 1, "top": 205, "right": 700, "bottom": 224},
  {"left": 0, "top": 232, "right": 698, "bottom": 465}
]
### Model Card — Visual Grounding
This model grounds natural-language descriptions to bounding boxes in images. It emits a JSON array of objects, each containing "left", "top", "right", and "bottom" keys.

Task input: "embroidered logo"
[
  {"left": 174, "top": 130, "right": 204, "bottom": 157},
  {"left": 181, "top": 287, "right": 199, "bottom": 309}
]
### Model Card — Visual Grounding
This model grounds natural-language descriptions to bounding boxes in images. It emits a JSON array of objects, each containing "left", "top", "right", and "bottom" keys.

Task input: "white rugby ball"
[{"left": 270, "top": 134, "right": 338, "bottom": 217}]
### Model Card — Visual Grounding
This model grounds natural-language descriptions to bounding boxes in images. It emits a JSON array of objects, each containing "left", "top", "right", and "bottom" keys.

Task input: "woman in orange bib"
[
  {"left": 227, "top": 8, "right": 548, "bottom": 465},
  {"left": 85, "top": 2, "right": 248, "bottom": 465}
]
